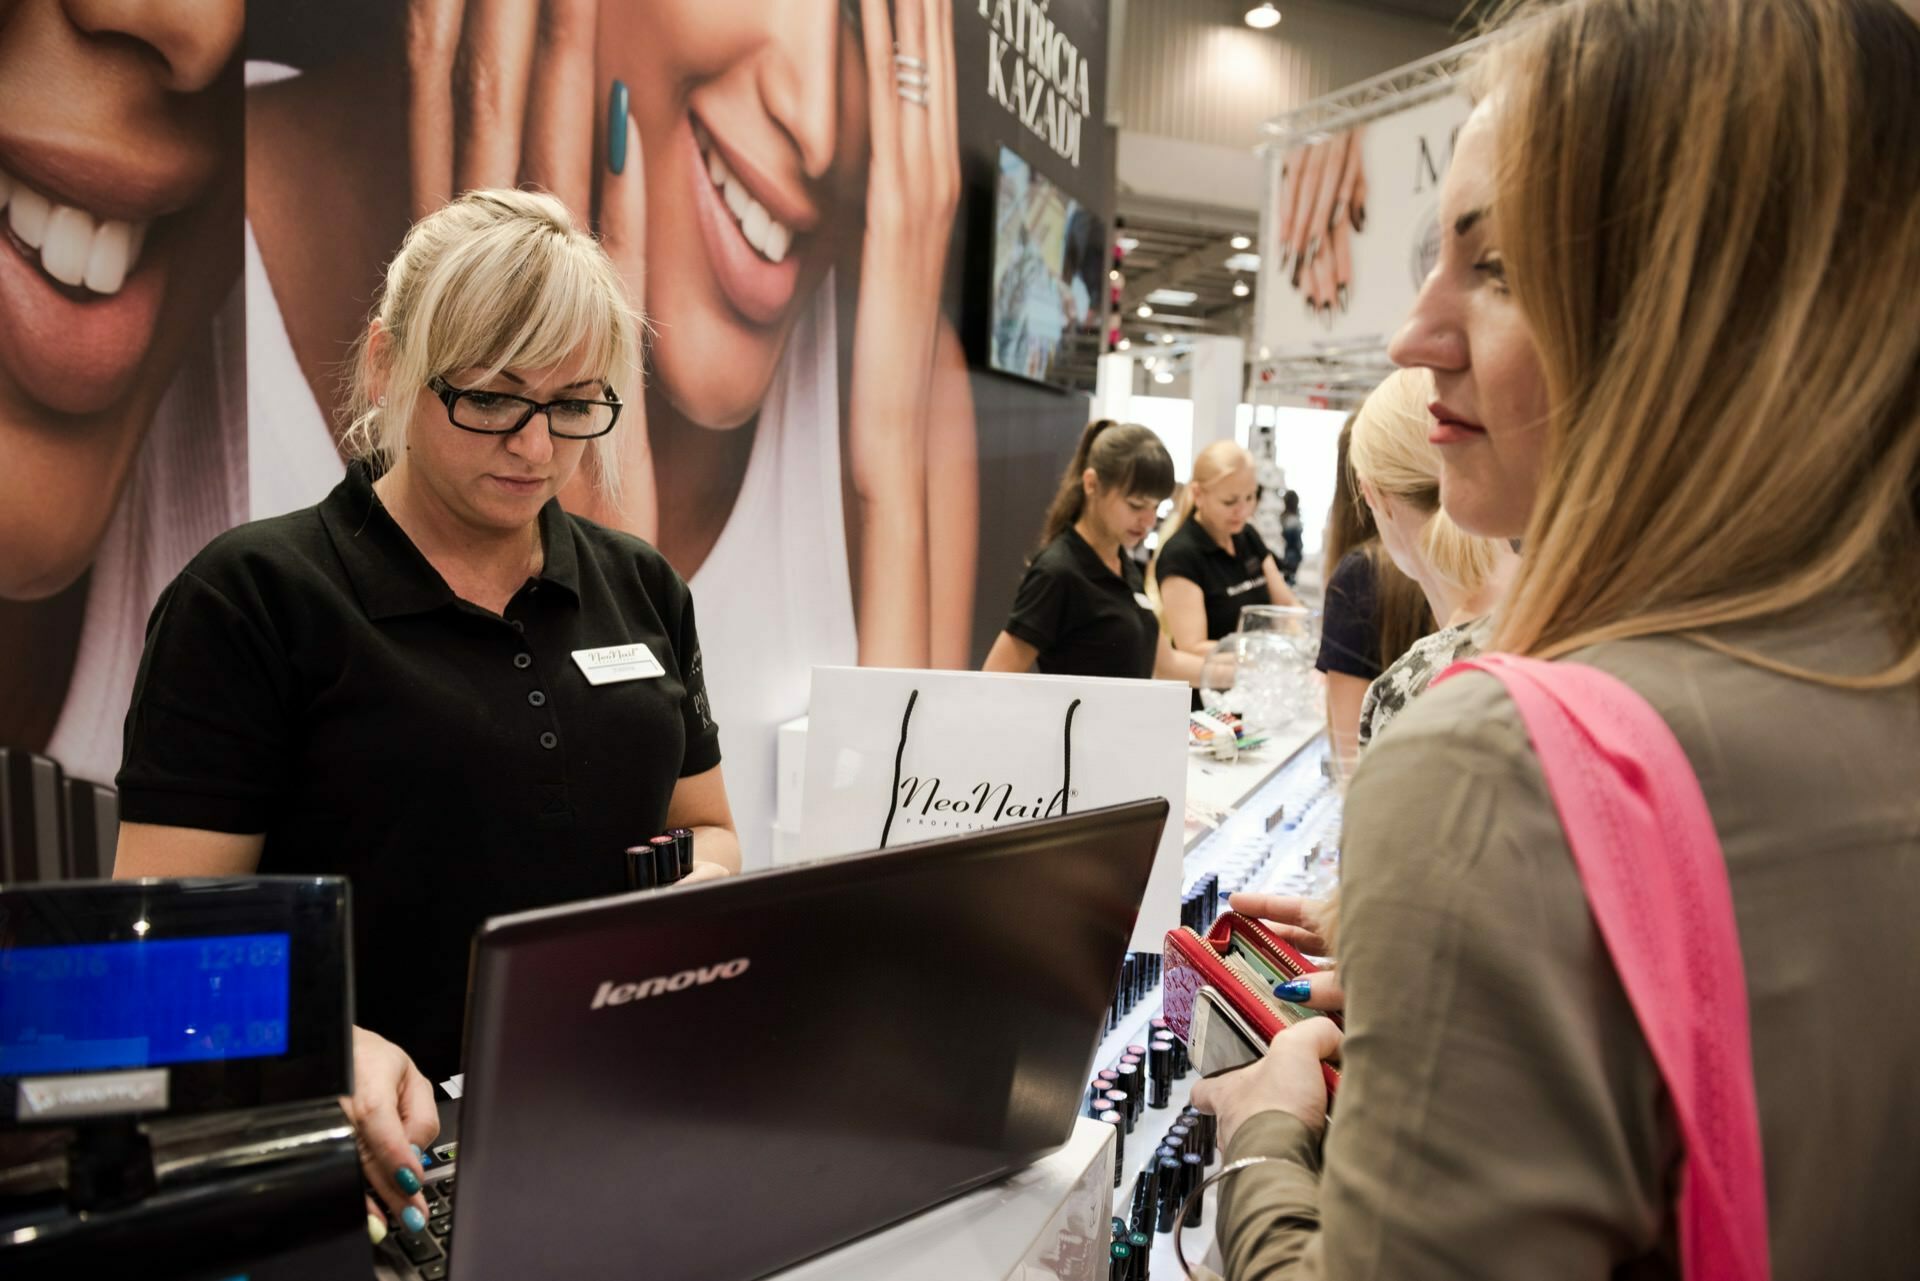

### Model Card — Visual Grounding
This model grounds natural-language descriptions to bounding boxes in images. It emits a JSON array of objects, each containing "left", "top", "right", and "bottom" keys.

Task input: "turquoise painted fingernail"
[
  {"left": 1274, "top": 979, "right": 1312, "bottom": 1002},
  {"left": 607, "top": 81, "right": 630, "bottom": 175},
  {"left": 396, "top": 1166, "right": 421, "bottom": 1195},
  {"left": 402, "top": 1205, "right": 426, "bottom": 1234}
]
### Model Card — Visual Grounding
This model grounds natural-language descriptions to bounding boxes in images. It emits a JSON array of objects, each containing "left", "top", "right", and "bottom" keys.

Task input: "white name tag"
[
  {"left": 571, "top": 644, "right": 666, "bottom": 685},
  {"left": 1134, "top": 592, "right": 1155, "bottom": 610}
]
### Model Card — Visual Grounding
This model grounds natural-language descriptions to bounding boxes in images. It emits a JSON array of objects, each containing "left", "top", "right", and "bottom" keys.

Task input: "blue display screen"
[{"left": 0, "top": 933, "right": 291, "bottom": 1075}]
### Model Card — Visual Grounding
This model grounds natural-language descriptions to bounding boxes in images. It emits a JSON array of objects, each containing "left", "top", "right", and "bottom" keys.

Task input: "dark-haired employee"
[
  {"left": 1152, "top": 440, "right": 1302, "bottom": 661},
  {"left": 112, "top": 191, "right": 736, "bottom": 1236},
  {"left": 984, "top": 421, "right": 1204, "bottom": 685}
]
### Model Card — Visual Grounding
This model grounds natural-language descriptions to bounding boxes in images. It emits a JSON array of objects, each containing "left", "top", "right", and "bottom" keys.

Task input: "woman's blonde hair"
[
  {"left": 1325, "top": 415, "right": 1436, "bottom": 671},
  {"left": 1146, "top": 440, "right": 1255, "bottom": 606},
  {"left": 1479, "top": 0, "right": 1920, "bottom": 687},
  {"left": 341, "top": 189, "right": 643, "bottom": 504},
  {"left": 1348, "top": 367, "right": 1505, "bottom": 600}
]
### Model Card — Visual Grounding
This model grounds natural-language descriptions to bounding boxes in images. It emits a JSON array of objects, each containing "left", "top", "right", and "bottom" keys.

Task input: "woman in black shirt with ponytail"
[{"left": 984, "top": 421, "right": 1204, "bottom": 685}]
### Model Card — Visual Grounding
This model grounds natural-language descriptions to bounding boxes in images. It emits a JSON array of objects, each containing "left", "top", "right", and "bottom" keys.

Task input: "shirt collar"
[
  {"left": 1065, "top": 526, "right": 1131, "bottom": 586},
  {"left": 1176, "top": 519, "right": 1240, "bottom": 560},
  {"left": 322, "top": 462, "right": 581, "bottom": 621}
]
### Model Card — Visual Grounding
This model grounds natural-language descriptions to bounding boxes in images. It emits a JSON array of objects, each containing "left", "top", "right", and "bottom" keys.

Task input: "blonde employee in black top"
[
  {"left": 1151, "top": 439, "right": 1302, "bottom": 656},
  {"left": 112, "top": 190, "right": 737, "bottom": 1237},
  {"left": 985, "top": 421, "right": 1205, "bottom": 685}
]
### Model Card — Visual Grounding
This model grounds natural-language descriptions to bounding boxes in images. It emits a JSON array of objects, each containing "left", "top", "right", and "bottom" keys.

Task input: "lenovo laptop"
[{"left": 378, "top": 800, "right": 1167, "bottom": 1281}]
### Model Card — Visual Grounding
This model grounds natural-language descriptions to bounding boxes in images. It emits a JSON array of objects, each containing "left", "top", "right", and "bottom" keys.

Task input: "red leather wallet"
[{"left": 1162, "top": 911, "right": 1342, "bottom": 1095}]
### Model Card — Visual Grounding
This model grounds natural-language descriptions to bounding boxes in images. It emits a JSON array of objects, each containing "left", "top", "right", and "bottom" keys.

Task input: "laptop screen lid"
[{"left": 448, "top": 799, "right": 1167, "bottom": 1281}]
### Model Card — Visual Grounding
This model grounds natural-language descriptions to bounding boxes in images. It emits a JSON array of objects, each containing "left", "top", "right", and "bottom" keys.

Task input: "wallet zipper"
[
  {"left": 1174, "top": 925, "right": 1291, "bottom": 1025},
  {"left": 1231, "top": 916, "right": 1309, "bottom": 980}
]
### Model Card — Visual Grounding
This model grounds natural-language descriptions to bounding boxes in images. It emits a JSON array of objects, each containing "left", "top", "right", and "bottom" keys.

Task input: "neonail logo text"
[{"left": 896, "top": 776, "right": 1067, "bottom": 826}]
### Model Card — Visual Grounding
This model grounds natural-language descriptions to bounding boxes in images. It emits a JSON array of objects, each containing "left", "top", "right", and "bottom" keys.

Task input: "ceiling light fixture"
[
  {"left": 1245, "top": 3, "right": 1280, "bottom": 30},
  {"left": 1153, "top": 369, "right": 1176, "bottom": 384},
  {"left": 1109, "top": 269, "right": 1122, "bottom": 282},
  {"left": 1232, "top": 279, "right": 1251, "bottom": 297},
  {"left": 1145, "top": 289, "right": 1198, "bottom": 306},
  {"left": 1230, "top": 235, "right": 1252, "bottom": 250},
  {"left": 1137, "top": 304, "right": 1153, "bottom": 318},
  {"left": 1116, "top": 337, "right": 1131, "bottom": 351}
]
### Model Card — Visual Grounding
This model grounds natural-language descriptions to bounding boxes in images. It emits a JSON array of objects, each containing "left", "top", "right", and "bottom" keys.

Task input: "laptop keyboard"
[{"left": 376, "top": 1146, "right": 457, "bottom": 1280}]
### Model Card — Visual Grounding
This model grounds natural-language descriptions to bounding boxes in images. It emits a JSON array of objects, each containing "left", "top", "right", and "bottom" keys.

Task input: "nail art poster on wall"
[{"left": 1254, "top": 92, "right": 1474, "bottom": 356}]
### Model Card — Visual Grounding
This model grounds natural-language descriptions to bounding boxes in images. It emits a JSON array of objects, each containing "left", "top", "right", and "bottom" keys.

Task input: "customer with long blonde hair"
[
  {"left": 1196, "top": 1, "right": 1920, "bottom": 1276},
  {"left": 1345, "top": 366, "right": 1518, "bottom": 747},
  {"left": 1316, "top": 416, "right": 1434, "bottom": 764}
]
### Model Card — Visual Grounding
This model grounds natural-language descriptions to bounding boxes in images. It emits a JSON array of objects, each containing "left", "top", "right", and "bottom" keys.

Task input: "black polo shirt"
[
  {"left": 117, "top": 463, "right": 722, "bottom": 1082},
  {"left": 1004, "top": 529, "right": 1159, "bottom": 680},
  {"left": 1151, "top": 519, "right": 1278, "bottom": 639}
]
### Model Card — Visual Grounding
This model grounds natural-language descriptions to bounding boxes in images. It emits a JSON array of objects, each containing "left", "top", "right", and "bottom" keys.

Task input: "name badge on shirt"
[
  {"left": 571, "top": 644, "right": 666, "bottom": 685},
  {"left": 1134, "top": 592, "right": 1155, "bottom": 610}
]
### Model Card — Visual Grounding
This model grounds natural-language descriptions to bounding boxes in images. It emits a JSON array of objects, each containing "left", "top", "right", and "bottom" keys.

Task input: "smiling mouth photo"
[
  {"left": 686, "top": 116, "right": 807, "bottom": 327},
  {"left": 1, "top": 167, "right": 150, "bottom": 296},
  {"left": 0, "top": 148, "right": 180, "bottom": 415}
]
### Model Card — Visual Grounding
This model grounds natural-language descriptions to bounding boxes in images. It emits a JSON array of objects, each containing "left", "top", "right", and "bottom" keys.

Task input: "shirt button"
[
  {"left": 540, "top": 732, "right": 557, "bottom": 750},
  {"left": 528, "top": 690, "right": 547, "bottom": 707},
  {"left": 511, "top": 619, "right": 525, "bottom": 633},
  {"left": 513, "top": 653, "right": 532, "bottom": 670}
]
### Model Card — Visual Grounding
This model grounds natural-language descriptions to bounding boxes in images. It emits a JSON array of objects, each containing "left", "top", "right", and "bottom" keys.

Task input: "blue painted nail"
[
  {"left": 396, "top": 1166, "right": 421, "bottom": 1195},
  {"left": 410, "top": 1143, "right": 422, "bottom": 1159},
  {"left": 1274, "top": 979, "right": 1312, "bottom": 1002},
  {"left": 402, "top": 1205, "right": 426, "bottom": 1234},
  {"left": 607, "top": 81, "right": 630, "bottom": 175}
]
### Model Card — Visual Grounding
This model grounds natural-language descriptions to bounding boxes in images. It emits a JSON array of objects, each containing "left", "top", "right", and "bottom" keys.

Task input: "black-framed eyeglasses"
[{"left": 427, "top": 376, "right": 623, "bottom": 440}]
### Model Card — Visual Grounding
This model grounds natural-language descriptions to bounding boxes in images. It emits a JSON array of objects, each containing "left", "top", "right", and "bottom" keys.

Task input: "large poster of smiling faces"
[
  {"left": 242, "top": 0, "right": 1114, "bottom": 852},
  {"left": 0, "top": 0, "right": 1114, "bottom": 860},
  {"left": 0, "top": 0, "right": 245, "bottom": 787}
]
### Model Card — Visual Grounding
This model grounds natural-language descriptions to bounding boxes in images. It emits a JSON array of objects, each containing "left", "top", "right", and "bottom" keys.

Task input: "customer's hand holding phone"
[{"left": 1190, "top": 1016, "right": 1343, "bottom": 1150}]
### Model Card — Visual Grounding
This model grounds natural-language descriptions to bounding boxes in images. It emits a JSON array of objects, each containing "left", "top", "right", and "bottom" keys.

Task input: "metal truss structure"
[{"left": 1258, "top": 31, "right": 1497, "bottom": 149}]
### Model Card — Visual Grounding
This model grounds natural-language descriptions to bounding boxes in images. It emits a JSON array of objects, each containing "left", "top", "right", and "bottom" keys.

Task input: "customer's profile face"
[
  {"left": 599, "top": 0, "right": 860, "bottom": 431},
  {"left": 1387, "top": 98, "right": 1548, "bottom": 541},
  {"left": 0, "top": 0, "right": 241, "bottom": 599}
]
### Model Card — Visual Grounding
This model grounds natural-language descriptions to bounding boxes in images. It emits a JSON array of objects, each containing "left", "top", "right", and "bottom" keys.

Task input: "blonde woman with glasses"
[
  {"left": 1194, "top": 1, "right": 1920, "bottom": 1276},
  {"left": 113, "top": 190, "right": 740, "bottom": 1239}
]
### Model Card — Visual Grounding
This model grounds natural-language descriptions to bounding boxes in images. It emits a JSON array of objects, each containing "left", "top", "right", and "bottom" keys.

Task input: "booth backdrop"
[{"left": 0, "top": 0, "right": 1114, "bottom": 856}]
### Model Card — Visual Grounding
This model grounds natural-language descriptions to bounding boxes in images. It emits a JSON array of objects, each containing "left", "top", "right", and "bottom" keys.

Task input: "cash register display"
[{"left": 0, "top": 933, "right": 292, "bottom": 1075}]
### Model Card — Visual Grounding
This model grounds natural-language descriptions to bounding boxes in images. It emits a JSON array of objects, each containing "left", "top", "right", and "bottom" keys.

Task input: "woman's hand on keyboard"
[{"left": 343, "top": 1025, "right": 440, "bottom": 1234}]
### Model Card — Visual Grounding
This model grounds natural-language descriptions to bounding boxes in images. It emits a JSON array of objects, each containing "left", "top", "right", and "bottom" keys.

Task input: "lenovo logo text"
[{"left": 589, "top": 958, "right": 751, "bottom": 1009}]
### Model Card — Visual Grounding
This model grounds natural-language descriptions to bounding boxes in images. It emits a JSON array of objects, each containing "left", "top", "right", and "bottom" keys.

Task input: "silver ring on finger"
[
  {"left": 896, "top": 69, "right": 930, "bottom": 88},
  {"left": 893, "top": 52, "right": 928, "bottom": 71},
  {"left": 896, "top": 86, "right": 930, "bottom": 107}
]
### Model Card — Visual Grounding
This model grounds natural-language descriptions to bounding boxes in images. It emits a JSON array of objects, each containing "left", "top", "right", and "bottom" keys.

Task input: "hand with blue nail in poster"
[
  {"left": 400, "top": 0, "right": 969, "bottom": 672},
  {"left": 393, "top": 0, "right": 657, "bottom": 545}
]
